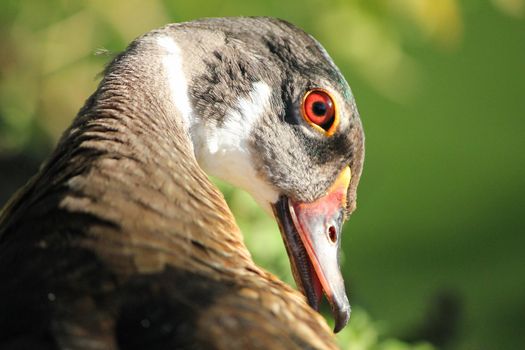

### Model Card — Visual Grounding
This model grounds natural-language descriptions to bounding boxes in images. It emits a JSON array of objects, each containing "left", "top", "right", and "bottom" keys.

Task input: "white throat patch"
[
  {"left": 194, "top": 81, "right": 279, "bottom": 214},
  {"left": 158, "top": 35, "right": 279, "bottom": 213}
]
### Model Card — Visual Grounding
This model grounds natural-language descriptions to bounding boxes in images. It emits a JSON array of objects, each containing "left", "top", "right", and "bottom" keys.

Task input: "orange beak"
[{"left": 272, "top": 167, "right": 351, "bottom": 332}]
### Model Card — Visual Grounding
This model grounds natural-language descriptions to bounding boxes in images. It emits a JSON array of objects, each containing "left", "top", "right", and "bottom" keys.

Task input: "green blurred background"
[{"left": 0, "top": 1, "right": 523, "bottom": 349}]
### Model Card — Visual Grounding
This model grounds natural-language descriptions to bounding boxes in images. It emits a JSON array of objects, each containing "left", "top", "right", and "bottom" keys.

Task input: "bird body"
[{"left": 0, "top": 17, "right": 364, "bottom": 349}]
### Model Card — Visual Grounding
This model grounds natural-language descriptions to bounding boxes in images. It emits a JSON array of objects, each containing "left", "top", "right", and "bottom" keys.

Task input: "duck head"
[{"left": 150, "top": 17, "right": 365, "bottom": 332}]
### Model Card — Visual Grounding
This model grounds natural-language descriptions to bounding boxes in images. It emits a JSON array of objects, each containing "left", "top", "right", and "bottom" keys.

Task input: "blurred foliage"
[{"left": 1, "top": 0, "right": 524, "bottom": 349}]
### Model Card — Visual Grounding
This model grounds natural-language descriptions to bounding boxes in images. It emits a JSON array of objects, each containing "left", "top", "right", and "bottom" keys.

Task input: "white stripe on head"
[{"left": 157, "top": 36, "right": 194, "bottom": 135}]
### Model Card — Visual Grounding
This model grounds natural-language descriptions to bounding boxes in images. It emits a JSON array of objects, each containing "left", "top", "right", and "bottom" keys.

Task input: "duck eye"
[{"left": 302, "top": 89, "right": 337, "bottom": 133}]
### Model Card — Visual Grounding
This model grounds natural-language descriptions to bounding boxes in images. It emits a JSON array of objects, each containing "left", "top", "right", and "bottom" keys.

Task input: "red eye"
[{"left": 302, "top": 89, "right": 337, "bottom": 133}]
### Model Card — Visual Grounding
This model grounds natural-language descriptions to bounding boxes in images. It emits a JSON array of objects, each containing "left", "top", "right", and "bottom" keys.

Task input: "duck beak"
[{"left": 272, "top": 167, "right": 351, "bottom": 333}]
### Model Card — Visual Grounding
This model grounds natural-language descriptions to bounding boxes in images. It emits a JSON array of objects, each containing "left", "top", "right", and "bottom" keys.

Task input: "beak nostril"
[{"left": 328, "top": 226, "right": 337, "bottom": 243}]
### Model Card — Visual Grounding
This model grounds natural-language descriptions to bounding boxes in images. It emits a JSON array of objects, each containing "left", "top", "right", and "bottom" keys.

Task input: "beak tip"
[{"left": 333, "top": 300, "right": 351, "bottom": 333}]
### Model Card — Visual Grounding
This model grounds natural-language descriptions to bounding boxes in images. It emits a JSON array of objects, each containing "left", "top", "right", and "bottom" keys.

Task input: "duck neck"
[{"left": 50, "top": 35, "right": 256, "bottom": 275}]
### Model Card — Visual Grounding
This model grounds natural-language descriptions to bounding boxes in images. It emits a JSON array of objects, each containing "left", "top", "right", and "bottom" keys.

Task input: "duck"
[{"left": 0, "top": 17, "right": 364, "bottom": 349}]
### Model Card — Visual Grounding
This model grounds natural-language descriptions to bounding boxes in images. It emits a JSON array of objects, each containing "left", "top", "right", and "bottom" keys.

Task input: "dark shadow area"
[
  {"left": 403, "top": 290, "right": 462, "bottom": 349},
  {"left": 0, "top": 152, "right": 46, "bottom": 206}
]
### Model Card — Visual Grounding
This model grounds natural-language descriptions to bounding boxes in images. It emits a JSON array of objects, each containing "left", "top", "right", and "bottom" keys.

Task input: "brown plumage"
[{"left": 0, "top": 17, "right": 364, "bottom": 349}]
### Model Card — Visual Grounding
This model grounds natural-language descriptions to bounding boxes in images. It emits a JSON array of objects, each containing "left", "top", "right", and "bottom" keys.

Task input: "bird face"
[
  {"left": 252, "top": 60, "right": 363, "bottom": 333},
  {"left": 157, "top": 17, "right": 364, "bottom": 332}
]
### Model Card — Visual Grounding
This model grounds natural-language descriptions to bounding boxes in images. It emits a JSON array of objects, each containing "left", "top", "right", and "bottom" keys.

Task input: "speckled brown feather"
[{"left": 0, "top": 19, "right": 342, "bottom": 350}]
